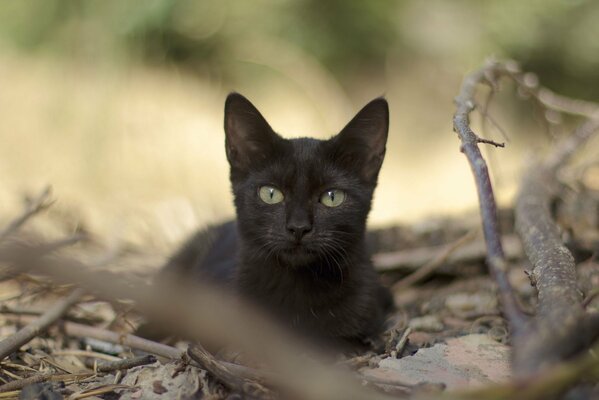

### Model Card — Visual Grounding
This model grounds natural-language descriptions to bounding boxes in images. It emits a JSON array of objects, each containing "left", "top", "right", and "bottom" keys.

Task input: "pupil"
[
  {"left": 330, "top": 191, "right": 335, "bottom": 201},
  {"left": 269, "top": 189, "right": 274, "bottom": 198}
]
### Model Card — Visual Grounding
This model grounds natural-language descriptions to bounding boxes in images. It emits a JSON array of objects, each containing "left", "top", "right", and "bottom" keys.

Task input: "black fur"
[{"left": 165, "top": 93, "right": 393, "bottom": 348}]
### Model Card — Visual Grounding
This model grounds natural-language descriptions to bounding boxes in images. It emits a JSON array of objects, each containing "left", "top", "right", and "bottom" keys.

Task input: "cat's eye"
[
  {"left": 258, "top": 186, "right": 284, "bottom": 204},
  {"left": 320, "top": 189, "right": 346, "bottom": 207}
]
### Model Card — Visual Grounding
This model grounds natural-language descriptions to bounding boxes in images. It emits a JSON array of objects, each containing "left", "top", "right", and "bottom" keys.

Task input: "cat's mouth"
[{"left": 278, "top": 244, "right": 318, "bottom": 265}]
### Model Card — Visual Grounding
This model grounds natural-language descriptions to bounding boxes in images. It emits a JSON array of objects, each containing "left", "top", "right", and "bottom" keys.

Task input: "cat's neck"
[{"left": 237, "top": 238, "right": 368, "bottom": 290}]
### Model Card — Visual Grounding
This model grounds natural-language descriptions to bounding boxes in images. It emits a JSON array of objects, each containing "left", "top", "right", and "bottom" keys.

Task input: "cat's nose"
[{"left": 286, "top": 223, "right": 312, "bottom": 241}]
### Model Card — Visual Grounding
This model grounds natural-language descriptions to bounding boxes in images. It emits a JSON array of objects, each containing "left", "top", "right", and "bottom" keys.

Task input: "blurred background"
[{"left": 2, "top": 0, "right": 599, "bottom": 251}]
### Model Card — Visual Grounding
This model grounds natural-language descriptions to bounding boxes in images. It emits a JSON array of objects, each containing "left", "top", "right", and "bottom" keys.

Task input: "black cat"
[{"left": 165, "top": 93, "right": 393, "bottom": 348}]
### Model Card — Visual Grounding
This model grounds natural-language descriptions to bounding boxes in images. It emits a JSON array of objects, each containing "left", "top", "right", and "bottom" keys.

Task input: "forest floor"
[{"left": 0, "top": 178, "right": 597, "bottom": 400}]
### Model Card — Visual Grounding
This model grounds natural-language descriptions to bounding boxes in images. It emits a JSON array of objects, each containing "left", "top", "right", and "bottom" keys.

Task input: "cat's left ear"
[{"left": 330, "top": 97, "right": 389, "bottom": 183}]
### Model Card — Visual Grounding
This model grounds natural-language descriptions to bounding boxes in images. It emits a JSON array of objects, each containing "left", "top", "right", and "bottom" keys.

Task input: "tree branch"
[
  {"left": 188, "top": 345, "right": 273, "bottom": 399},
  {"left": 514, "top": 118, "right": 599, "bottom": 372},
  {"left": 452, "top": 60, "right": 529, "bottom": 337}
]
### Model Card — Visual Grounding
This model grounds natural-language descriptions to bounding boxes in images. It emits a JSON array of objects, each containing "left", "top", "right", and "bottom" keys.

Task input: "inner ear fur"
[{"left": 224, "top": 93, "right": 281, "bottom": 171}]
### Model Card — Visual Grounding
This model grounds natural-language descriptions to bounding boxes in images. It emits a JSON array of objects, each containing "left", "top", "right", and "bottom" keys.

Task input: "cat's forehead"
[
  {"left": 253, "top": 136, "right": 346, "bottom": 187},
  {"left": 289, "top": 137, "right": 324, "bottom": 161},
  {"left": 281, "top": 137, "right": 328, "bottom": 179}
]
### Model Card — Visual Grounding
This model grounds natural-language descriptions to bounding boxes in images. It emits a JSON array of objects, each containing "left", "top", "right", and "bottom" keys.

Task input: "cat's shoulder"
[{"left": 162, "top": 220, "right": 239, "bottom": 284}]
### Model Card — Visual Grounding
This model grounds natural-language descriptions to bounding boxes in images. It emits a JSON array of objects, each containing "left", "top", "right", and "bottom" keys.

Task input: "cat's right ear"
[{"left": 224, "top": 93, "right": 279, "bottom": 172}]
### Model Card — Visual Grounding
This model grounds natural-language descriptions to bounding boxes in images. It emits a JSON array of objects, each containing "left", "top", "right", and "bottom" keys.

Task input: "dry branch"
[
  {"left": 373, "top": 234, "right": 522, "bottom": 272},
  {"left": 0, "top": 288, "right": 84, "bottom": 361},
  {"left": 188, "top": 345, "right": 273, "bottom": 399},
  {"left": 452, "top": 60, "right": 528, "bottom": 336},
  {"left": 392, "top": 230, "right": 477, "bottom": 291},
  {"left": 95, "top": 354, "right": 157, "bottom": 373},
  {"left": 514, "top": 118, "right": 599, "bottom": 372},
  {"left": 0, "top": 372, "right": 93, "bottom": 393},
  {"left": 509, "top": 69, "right": 599, "bottom": 119}
]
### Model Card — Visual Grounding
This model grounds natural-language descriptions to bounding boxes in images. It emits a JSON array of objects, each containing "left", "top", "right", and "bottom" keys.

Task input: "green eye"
[
  {"left": 320, "top": 189, "right": 346, "bottom": 207},
  {"left": 258, "top": 186, "right": 284, "bottom": 204}
]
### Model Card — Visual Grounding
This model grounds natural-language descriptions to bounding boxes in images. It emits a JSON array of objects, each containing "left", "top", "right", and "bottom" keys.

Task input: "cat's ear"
[
  {"left": 224, "top": 93, "right": 280, "bottom": 171},
  {"left": 331, "top": 97, "right": 389, "bottom": 182}
]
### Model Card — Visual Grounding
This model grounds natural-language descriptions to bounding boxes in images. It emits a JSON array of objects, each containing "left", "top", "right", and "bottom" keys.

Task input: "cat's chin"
[{"left": 277, "top": 246, "right": 318, "bottom": 267}]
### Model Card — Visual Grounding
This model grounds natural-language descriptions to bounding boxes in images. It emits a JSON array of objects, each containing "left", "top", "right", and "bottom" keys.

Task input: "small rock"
[
  {"left": 409, "top": 315, "right": 444, "bottom": 332},
  {"left": 361, "top": 334, "right": 510, "bottom": 390},
  {"left": 120, "top": 362, "right": 204, "bottom": 400},
  {"left": 19, "top": 383, "right": 63, "bottom": 400},
  {"left": 445, "top": 292, "right": 497, "bottom": 315},
  {"left": 152, "top": 380, "right": 168, "bottom": 394}
]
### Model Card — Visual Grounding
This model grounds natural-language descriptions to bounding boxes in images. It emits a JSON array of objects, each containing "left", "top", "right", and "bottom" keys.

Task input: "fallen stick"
[
  {"left": 187, "top": 345, "right": 273, "bottom": 399},
  {"left": 391, "top": 230, "right": 477, "bottom": 290},
  {"left": 0, "top": 288, "right": 84, "bottom": 361},
  {"left": 373, "top": 234, "right": 522, "bottom": 272},
  {"left": 0, "top": 372, "right": 93, "bottom": 393},
  {"left": 69, "top": 383, "right": 133, "bottom": 400},
  {"left": 95, "top": 354, "right": 157, "bottom": 373},
  {"left": 2, "top": 314, "right": 184, "bottom": 362}
]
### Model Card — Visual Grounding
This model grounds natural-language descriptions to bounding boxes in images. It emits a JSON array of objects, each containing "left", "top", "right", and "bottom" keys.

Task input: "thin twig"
[
  {"left": 477, "top": 98, "right": 511, "bottom": 143},
  {"left": 52, "top": 350, "right": 121, "bottom": 362},
  {"left": 0, "top": 372, "right": 93, "bottom": 393},
  {"left": 476, "top": 138, "right": 505, "bottom": 148},
  {"left": 373, "top": 234, "right": 522, "bottom": 272},
  {"left": 0, "top": 288, "right": 84, "bottom": 361},
  {"left": 392, "top": 230, "right": 477, "bottom": 291},
  {"left": 391, "top": 327, "right": 412, "bottom": 359},
  {"left": 3, "top": 314, "right": 185, "bottom": 360},
  {"left": 508, "top": 69, "right": 599, "bottom": 119},
  {"left": 0, "top": 187, "right": 53, "bottom": 242},
  {"left": 69, "top": 383, "right": 133, "bottom": 399},
  {"left": 95, "top": 355, "right": 157, "bottom": 373}
]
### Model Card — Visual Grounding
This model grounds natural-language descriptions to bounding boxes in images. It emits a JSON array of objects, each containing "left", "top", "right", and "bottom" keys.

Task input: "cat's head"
[{"left": 224, "top": 93, "right": 388, "bottom": 268}]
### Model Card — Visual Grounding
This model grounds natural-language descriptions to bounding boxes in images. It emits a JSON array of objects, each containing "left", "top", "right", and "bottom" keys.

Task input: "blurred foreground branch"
[{"left": 3, "top": 250, "right": 395, "bottom": 400}]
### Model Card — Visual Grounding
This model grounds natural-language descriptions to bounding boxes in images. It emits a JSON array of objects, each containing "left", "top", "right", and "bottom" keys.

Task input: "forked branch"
[
  {"left": 452, "top": 60, "right": 528, "bottom": 338},
  {"left": 453, "top": 59, "right": 599, "bottom": 375}
]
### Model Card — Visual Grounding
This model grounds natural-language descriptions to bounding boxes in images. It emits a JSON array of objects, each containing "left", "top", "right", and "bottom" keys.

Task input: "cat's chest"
[
  {"left": 240, "top": 273, "right": 350, "bottom": 336},
  {"left": 237, "top": 263, "right": 351, "bottom": 316}
]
